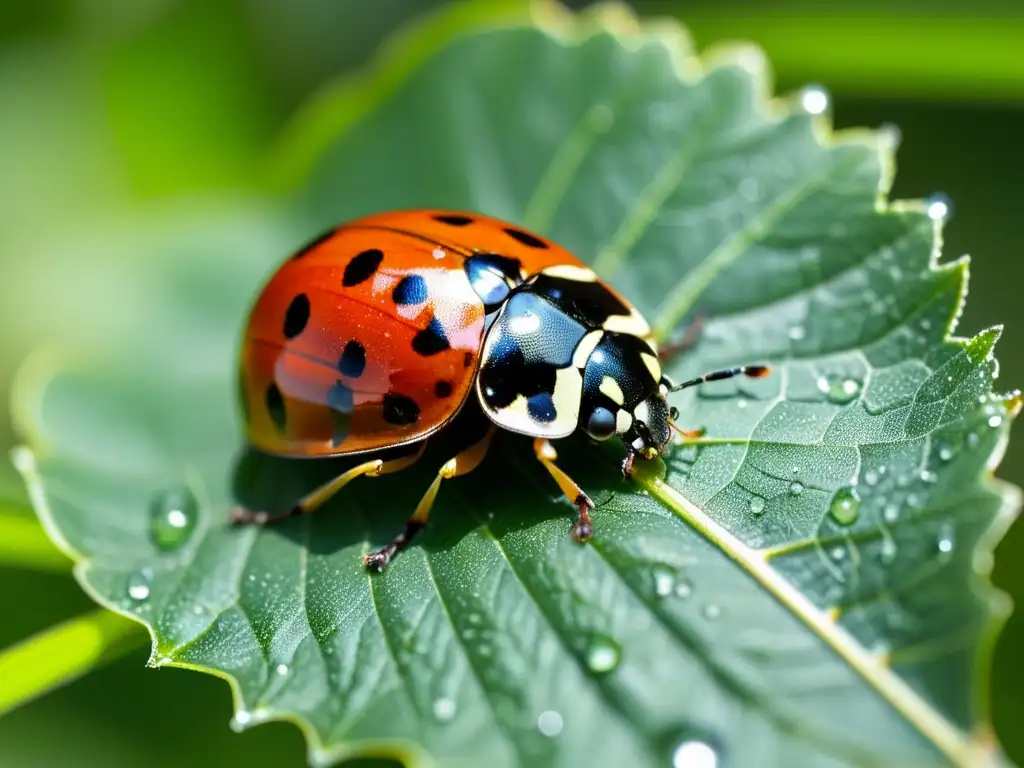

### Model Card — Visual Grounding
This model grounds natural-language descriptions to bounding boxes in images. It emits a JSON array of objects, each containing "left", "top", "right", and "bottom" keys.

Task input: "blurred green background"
[{"left": 1, "top": 0, "right": 1022, "bottom": 765}]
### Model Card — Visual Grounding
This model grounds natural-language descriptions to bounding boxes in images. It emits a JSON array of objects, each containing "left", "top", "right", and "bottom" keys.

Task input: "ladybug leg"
[
  {"left": 533, "top": 438, "right": 594, "bottom": 542},
  {"left": 229, "top": 444, "right": 425, "bottom": 525},
  {"left": 656, "top": 314, "right": 705, "bottom": 362},
  {"left": 364, "top": 427, "right": 496, "bottom": 572}
]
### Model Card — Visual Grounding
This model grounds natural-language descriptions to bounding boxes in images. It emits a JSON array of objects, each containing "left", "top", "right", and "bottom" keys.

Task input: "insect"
[{"left": 232, "top": 209, "right": 769, "bottom": 570}]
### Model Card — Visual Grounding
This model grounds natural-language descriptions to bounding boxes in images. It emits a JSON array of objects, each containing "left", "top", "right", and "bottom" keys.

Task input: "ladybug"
[{"left": 232, "top": 210, "right": 769, "bottom": 570}]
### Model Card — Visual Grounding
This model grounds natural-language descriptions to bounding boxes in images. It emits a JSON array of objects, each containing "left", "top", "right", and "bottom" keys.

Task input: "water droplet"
[
  {"left": 702, "top": 604, "right": 721, "bottom": 620},
  {"left": 790, "top": 482, "right": 804, "bottom": 496},
  {"left": 586, "top": 635, "right": 622, "bottom": 674},
  {"left": 537, "top": 710, "right": 564, "bottom": 737},
  {"left": 792, "top": 466, "right": 800, "bottom": 475},
  {"left": 907, "top": 493, "right": 921, "bottom": 508},
  {"left": 736, "top": 398, "right": 748, "bottom": 409},
  {"left": 653, "top": 565, "right": 676, "bottom": 597},
  {"left": 830, "top": 545, "right": 846, "bottom": 561},
  {"left": 675, "top": 580, "right": 693, "bottom": 599},
  {"left": 148, "top": 488, "right": 198, "bottom": 551},
  {"left": 749, "top": 497, "right": 766, "bottom": 515},
  {"left": 989, "top": 414, "right": 1003, "bottom": 428},
  {"left": 126, "top": 569, "right": 152, "bottom": 601},
  {"left": 880, "top": 537, "right": 897, "bottom": 564},
  {"left": 817, "top": 375, "right": 861, "bottom": 405},
  {"left": 788, "top": 325, "right": 806, "bottom": 341},
  {"left": 467, "top": 612, "right": 483, "bottom": 626},
  {"left": 800, "top": 84, "right": 830, "bottom": 115},
  {"left": 939, "top": 446, "right": 955, "bottom": 462},
  {"left": 919, "top": 470, "right": 937, "bottom": 483},
  {"left": 232, "top": 710, "right": 252, "bottom": 729},
  {"left": 433, "top": 697, "right": 456, "bottom": 722},
  {"left": 829, "top": 487, "right": 861, "bottom": 526},
  {"left": 937, "top": 525, "right": 955, "bottom": 557},
  {"left": 864, "top": 469, "right": 879, "bottom": 486},
  {"left": 276, "top": 663, "right": 288, "bottom": 676},
  {"left": 673, "top": 740, "right": 719, "bottom": 768},
  {"left": 883, "top": 504, "right": 900, "bottom": 524},
  {"left": 967, "top": 432, "right": 980, "bottom": 448},
  {"left": 926, "top": 193, "right": 953, "bottom": 221}
]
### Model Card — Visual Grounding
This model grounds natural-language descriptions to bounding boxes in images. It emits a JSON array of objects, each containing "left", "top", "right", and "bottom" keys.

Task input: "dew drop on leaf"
[
  {"left": 817, "top": 375, "right": 861, "bottom": 405},
  {"left": 883, "top": 503, "right": 900, "bottom": 524},
  {"left": 432, "top": 697, "right": 456, "bottom": 722},
  {"left": 989, "top": 414, "right": 1003, "bottom": 428},
  {"left": 939, "top": 445, "right": 955, "bottom": 462},
  {"left": 799, "top": 84, "right": 830, "bottom": 115},
  {"left": 787, "top": 325, "right": 806, "bottom": 341},
  {"left": 864, "top": 469, "right": 878, "bottom": 486},
  {"left": 829, "top": 487, "right": 861, "bottom": 526},
  {"left": 937, "top": 525, "right": 956, "bottom": 558},
  {"left": 126, "top": 568, "right": 152, "bottom": 601},
  {"left": 789, "top": 482, "right": 804, "bottom": 496},
  {"left": 749, "top": 497, "right": 766, "bottom": 515},
  {"left": 586, "top": 635, "right": 622, "bottom": 674},
  {"left": 925, "top": 192, "right": 953, "bottom": 221},
  {"left": 702, "top": 604, "right": 721, "bottom": 620},
  {"left": 537, "top": 709, "right": 564, "bottom": 737},
  {"left": 148, "top": 488, "right": 198, "bottom": 551},
  {"left": 653, "top": 565, "right": 676, "bottom": 597},
  {"left": 675, "top": 579, "right": 693, "bottom": 599},
  {"left": 672, "top": 739, "right": 719, "bottom": 768},
  {"left": 830, "top": 545, "right": 846, "bottom": 561},
  {"left": 276, "top": 664, "right": 288, "bottom": 676},
  {"left": 880, "top": 537, "right": 897, "bottom": 564}
]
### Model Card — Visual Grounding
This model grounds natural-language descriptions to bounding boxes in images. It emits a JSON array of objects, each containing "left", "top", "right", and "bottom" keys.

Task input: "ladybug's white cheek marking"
[
  {"left": 599, "top": 375, "right": 625, "bottom": 406},
  {"left": 616, "top": 409, "right": 633, "bottom": 434},
  {"left": 573, "top": 330, "right": 603, "bottom": 368},
  {"left": 634, "top": 399, "right": 651, "bottom": 425}
]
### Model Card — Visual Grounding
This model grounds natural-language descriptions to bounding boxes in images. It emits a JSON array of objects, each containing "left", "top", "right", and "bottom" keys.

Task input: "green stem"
[
  {"left": 0, "top": 507, "right": 71, "bottom": 573},
  {"left": 0, "top": 609, "right": 148, "bottom": 716}
]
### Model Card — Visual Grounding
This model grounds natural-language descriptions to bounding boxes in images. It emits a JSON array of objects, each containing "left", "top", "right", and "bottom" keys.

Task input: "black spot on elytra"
[
  {"left": 527, "top": 392, "right": 557, "bottom": 423},
  {"left": 327, "top": 380, "right": 354, "bottom": 414},
  {"left": 412, "top": 316, "right": 450, "bottom": 356},
  {"left": 504, "top": 227, "right": 548, "bottom": 249},
  {"left": 283, "top": 293, "right": 310, "bottom": 339},
  {"left": 463, "top": 352, "right": 474, "bottom": 368},
  {"left": 343, "top": 249, "right": 383, "bottom": 287},
  {"left": 292, "top": 228, "right": 336, "bottom": 259},
  {"left": 434, "top": 214, "right": 474, "bottom": 226},
  {"left": 338, "top": 340, "right": 366, "bottom": 378},
  {"left": 265, "top": 382, "right": 286, "bottom": 432},
  {"left": 434, "top": 380, "right": 453, "bottom": 398},
  {"left": 382, "top": 393, "right": 420, "bottom": 426},
  {"left": 392, "top": 274, "right": 428, "bottom": 305}
]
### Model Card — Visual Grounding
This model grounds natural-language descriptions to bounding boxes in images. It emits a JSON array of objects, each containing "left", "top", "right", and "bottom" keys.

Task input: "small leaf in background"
[{"left": 12, "top": 2, "right": 1020, "bottom": 767}]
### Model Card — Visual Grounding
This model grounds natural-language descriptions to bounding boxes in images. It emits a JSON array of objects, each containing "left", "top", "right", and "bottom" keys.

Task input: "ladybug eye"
[
  {"left": 585, "top": 407, "right": 617, "bottom": 441},
  {"left": 669, "top": 406, "right": 680, "bottom": 421}
]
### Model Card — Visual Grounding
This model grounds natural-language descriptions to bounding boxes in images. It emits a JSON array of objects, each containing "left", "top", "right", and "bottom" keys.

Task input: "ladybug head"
[{"left": 578, "top": 332, "right": 673, "bottom": 461}]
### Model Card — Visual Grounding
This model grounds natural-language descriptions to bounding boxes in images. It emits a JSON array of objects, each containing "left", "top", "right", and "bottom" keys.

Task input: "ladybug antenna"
[{"left": 667, "top": 365, "right": 770, "bottom": 393}]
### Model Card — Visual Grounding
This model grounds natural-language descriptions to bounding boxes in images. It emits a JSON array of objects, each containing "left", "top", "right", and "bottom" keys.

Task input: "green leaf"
[{"left": 13, "top": 2, "right": 1020, "bottom": 766}]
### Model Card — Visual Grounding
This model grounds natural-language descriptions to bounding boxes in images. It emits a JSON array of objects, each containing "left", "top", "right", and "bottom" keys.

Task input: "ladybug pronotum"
[{"left": 233, "top": 210, "right": 769, "bottom": 570}]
